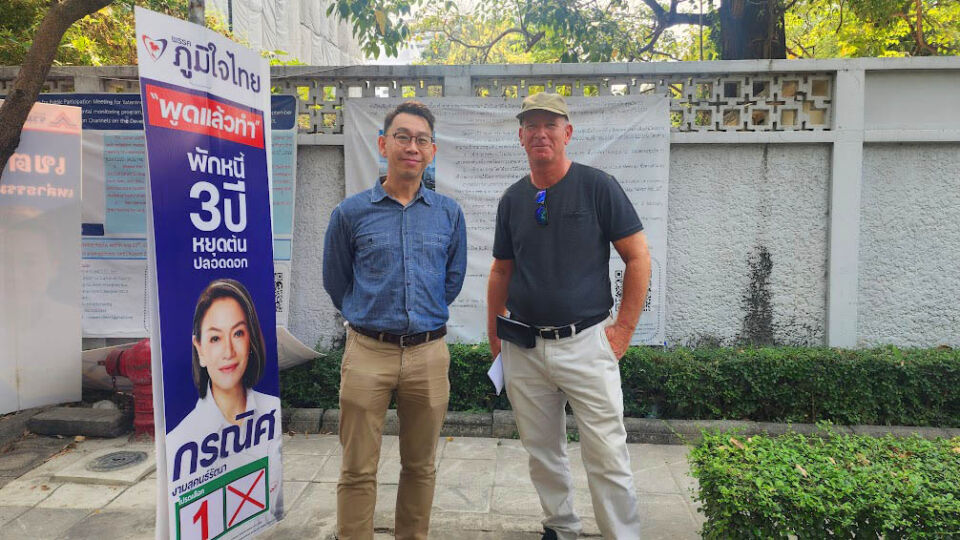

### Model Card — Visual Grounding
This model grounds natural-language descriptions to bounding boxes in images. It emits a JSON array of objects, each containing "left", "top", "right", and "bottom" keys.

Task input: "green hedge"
[
  {"left": 689, "top": 428, "right": 960, "bottom": 538},
  {"left": 280, "top": 344, "right": 960, "bottom": 427}
]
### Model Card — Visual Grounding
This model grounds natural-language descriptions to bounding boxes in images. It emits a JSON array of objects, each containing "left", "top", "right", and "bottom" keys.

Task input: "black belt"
[
  {"left": 350, "top": 324, "right": 447, "bottom": 347},
  {"left": 525, "top": 312, "right": 609, "bottom": 340}
]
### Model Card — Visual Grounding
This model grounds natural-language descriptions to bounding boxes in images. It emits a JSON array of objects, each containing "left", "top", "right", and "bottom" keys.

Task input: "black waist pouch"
[{"left": 497, "top": 315, "right": 536, "bottom": 349}]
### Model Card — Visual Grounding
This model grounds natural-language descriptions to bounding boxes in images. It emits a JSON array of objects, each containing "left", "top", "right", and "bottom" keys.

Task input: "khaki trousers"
[
  {"left": 502, "top": 319, "right": 641, "bottom": 540},
  {"left": 336, "top": 329, "right": 450, "bottom": 540}
]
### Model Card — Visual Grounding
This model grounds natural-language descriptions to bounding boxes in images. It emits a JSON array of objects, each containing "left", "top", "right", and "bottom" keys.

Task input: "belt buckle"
[{"left": 399, "top": 334, "right": 410, "bottom": 348}]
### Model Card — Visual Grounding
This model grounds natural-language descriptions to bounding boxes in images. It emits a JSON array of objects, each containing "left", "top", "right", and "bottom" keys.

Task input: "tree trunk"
[
  {"left": 718, "top": 0, "right": 786, "bottom": 59},
  {"left": 0, "top": 0, "right": 113, "bottom": 179}
]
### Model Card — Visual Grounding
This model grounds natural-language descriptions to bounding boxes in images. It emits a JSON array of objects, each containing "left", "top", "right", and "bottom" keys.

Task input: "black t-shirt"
[{"left": 493, "top": 162, "right": 643, "bottom": 326}]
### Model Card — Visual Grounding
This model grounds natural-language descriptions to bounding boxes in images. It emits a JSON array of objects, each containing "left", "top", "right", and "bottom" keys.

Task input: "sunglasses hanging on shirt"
[{"left": 535, "top": 189, "right": 548, "bottom": 226}]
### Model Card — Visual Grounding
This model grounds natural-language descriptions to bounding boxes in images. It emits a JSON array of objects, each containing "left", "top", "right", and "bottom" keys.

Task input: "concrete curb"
[{"left": 282, "top": 408, "right": 960, "bottom": 445}]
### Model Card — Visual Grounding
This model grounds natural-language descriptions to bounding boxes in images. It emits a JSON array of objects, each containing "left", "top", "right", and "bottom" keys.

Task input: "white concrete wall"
[
  {"left": 289, "top": 147, "right": 347, "bottom": 350},
  {"left": 18, "top": 59, "right": 958, "bottom": 349},
  {"left": 287, "top": 143, "right": 833, "bottom": 349},
  {"left": 858, "top": 144, "right": 960, "bottom": 347},
  {"left": 666, "top": 145, "right": 829, "bottom": 347}
]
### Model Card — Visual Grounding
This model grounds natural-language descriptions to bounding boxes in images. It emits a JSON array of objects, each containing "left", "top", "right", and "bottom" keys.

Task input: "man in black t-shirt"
[{"left": 487, "top": 93, "right": 651, "bottom": 540}]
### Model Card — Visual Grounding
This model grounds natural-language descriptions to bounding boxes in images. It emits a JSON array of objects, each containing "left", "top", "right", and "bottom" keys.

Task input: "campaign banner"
[
  {"left": 345, "top": 96, "right": 669, "bottom": 345},
  {"left": 32, "top": 93, "right": 299, "bottom": 337},
  {"left": 135, "top": 7, "right": 282, "bottom": 540},
  {"left": 0, "top": 100, "right": 82, "bottom": 414}
]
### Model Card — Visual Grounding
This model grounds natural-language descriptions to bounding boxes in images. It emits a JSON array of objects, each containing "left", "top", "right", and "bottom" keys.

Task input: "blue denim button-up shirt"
[{"left": 322, "top": 179, "right": 467, "bottom": 334}]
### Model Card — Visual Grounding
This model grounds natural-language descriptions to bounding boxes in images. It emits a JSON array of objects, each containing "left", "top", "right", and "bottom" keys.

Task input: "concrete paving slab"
[
  {"left": 60, "top": 509, "right": 156, "bottom": 540},
  {"left": 36, "top": 483, "right": 125, "bottom": 509},
  {"left": 633, "top": 464, "right": 683, "bottom": 495},
  {"left": 493, "top": 450, "right": 534, "bottom": 487},
  {"left": 258, "top": 483, "right": 338, "bottom": 540},
  {"left": 432, "top": 485, "right": 491, "bottom": 513},
  {"left": 0, "top": 436, "right": 72, "bottom": 480},
  {"left": 0, "top": 408, "right": 48, "bottom": 450},
  {"left": 282, "top": 452, "right": 330, "bottom": 482},
  {"left": 637, "top": 493, "right": 702, "bottom": 540},
  {"left": 564, "top": 444, "right": 590, "bottom": 489},
  {"left": 630, "top": 442, "right": 691, "bottom": 467},
  {"left": 490, "top": 485, "right": 542, "bottom": 516},
  {"left": 0, "top": 451, "right": 42, "bottom": 476},
  {"left": 104, "top": 478, "right": 156, "bottom": 511},
  {"left": 50, "top": 446, "right": 155, "bottom": 486},
  {"left": 427, "top": 510, "right": 599, "bottom": 537},
  {"left": 373, "top": 483, "right": 399, "bottom": 515},
  {"left": 437, "top": 458, "right": 496, "bottom": 488},
  {"left": 314, "top": 453, "right": 342, "bottom": 483},
  {"left": 376, "top": 456, "right": 402, "bottom": 485},
  {"left": 282, "top": 480, "right": 310, "bottom": 512},
  {"left": 667, "top": 459, "right": 699, "bottom": 495},
  {"left": 442, "top": 437, "right": 499, "bottom": 461},
  {"left": 378, "top": 435, "right": 401, "bottom": 459},
  {"left": 0, "top": 433, "right": 705, "bottom": 539},
  {"left": 0, "top": 507, "right": 90, "bottom": 539},
  {"left": 0, "top": 476, "right": 61, "bottom": 506},
  {"left": 17, "top": 437, "right": 133, "bottom": 481},
  {"left": 0, "top": 505, "right": 29, "bottom": 527},
  {"left": 282, "top": 433, "right": 341, "bottom": 456}
]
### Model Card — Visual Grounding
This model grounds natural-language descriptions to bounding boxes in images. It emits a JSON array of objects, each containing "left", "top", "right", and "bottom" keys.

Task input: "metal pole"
[{"left": 189, "top": 0, "right": 205, "bottom": 26}]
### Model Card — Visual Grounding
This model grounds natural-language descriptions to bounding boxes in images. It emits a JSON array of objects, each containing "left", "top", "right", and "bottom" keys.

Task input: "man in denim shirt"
[{"left": 323, "top": 101, "right": 467, "bottom": 540}]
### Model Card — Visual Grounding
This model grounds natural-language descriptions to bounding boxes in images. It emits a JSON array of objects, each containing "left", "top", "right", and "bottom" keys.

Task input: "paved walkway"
[{"left": 0, "top": 434, "right": 703, "bottom": 539}]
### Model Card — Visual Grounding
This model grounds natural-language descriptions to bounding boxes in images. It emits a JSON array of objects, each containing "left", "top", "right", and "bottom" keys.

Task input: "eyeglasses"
[
  {"left": 391, "top": 132, "right": 434, "bottom": 149},
  {"left": 535, "top": 189, "right": 548, "bottom": 226}
]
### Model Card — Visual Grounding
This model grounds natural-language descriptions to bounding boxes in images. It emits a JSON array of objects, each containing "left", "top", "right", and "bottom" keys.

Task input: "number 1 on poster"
[{"left": 193, "top": 499, "right": 209, "bottom": 540}]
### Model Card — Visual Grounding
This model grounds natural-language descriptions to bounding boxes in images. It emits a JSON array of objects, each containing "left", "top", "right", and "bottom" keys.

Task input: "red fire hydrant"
[{"left": 103, "top": 338, "right": 155, "bottom": 438}]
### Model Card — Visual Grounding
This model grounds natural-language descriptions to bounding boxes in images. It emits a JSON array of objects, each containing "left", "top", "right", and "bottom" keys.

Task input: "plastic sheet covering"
[{"left": 0, "top": 101, "right": 83, "bottom": 414}]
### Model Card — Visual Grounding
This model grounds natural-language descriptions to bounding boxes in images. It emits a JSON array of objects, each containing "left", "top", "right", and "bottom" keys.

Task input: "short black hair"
[
  {"left": 384, "top": 100, "right": 436, "bottom": 135},
  {"left": 191, "top": 279, "right": 266, "bottom": 398}
]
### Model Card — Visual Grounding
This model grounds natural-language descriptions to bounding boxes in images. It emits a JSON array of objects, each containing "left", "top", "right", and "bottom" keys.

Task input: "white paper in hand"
[{"left": 487, "top": 353, "right": 505, "bottom": 395}]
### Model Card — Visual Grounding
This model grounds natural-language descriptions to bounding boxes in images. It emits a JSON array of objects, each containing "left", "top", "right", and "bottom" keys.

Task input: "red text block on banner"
[{"left": 144, "top": 84, "right": 264, "bottom": 149}]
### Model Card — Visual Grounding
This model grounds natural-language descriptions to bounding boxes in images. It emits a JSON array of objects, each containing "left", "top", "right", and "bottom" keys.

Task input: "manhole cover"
[{"left": 86, "top": 451, "right": 148, "bottom": 472}]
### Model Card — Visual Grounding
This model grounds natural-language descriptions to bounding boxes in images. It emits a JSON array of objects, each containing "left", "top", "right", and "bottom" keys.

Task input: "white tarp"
[
  {"left": 0, "top": 100, "right": 83, "bottom": 413},
  {"left": 344, "top": 96, "right": 669, "bottom": 345}
]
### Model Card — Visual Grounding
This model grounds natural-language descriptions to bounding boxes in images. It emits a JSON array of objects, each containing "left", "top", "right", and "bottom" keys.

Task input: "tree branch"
[
  {"left": 663, "top": 11, "right": 717, "bottom": 27},
  {"left": 0, "top": 0, "right": 113, "bottom": 176},
  {"left": 650, "top": 48, "right": 683, "bottom": 61},
  {"left": 640, "top": 0, "right": 667, "bottom": 19}
]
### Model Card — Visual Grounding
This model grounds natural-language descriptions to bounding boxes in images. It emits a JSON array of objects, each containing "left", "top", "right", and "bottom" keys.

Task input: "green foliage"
[
  {"left": 331, "top": 0, "right": 958, "bottom": 63},
  {"left": 690, "top": 428, "right": 960, "bottom": 537},
  {"left": 0, "top": 0, "right": 259, "bottom": 67},
  {"left": 619, "top": 345, "right": 960, "bottom": 426},
  {"left": 786, "top": 0, "right": 960, "bottom": 58},
  {"left": 281, "top": 344, "right": 960, "bottom": 427},
  {"left": 445, "top": 343, "right": 511, "bottom": 412}
]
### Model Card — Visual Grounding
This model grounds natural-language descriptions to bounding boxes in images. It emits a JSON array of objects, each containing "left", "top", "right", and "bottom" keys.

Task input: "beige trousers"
[
  {"left": 502, "top": 319, "right": 641, "bottom": 540},
  {"left": 336, "top": 329, "right": 450, "bottom": 540}
]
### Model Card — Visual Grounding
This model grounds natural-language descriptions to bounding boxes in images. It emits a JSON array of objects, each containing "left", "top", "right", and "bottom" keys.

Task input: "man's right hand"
[{"left": 489, "top": 336, "right": 501, "bottom": 361}]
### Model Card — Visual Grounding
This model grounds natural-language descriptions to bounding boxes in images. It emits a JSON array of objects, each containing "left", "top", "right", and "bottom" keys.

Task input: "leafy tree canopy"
[
  {"left": 0, "top": 0, "right": 236, "bottom": 66},
  {"left": 327, "top": 0, "right": 960, "bottom": 63}
]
